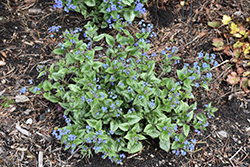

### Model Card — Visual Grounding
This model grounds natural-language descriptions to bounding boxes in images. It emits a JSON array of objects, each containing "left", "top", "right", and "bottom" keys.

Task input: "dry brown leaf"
[
  {"left": 15, "top": 95, "right": 29, "bottom": 103},
  {"left": 0, "top": 51, "right": 7, "bottom": 58},
  {"left": 0, "top": 61, "right": 6, "bottom": 66},
  {"left": 236, "top": 67, "right": 244, "bottom": 74},
  {"left": 15, "top": 124, "right": 32, "bottom": 137},
  {"left": 199, "top": 31, "right": 207, "bottom": 38}
]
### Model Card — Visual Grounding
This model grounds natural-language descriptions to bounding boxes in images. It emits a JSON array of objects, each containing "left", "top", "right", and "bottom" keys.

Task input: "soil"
[{"left": 0, "top": 0, "right": 250, "bottom": 167}]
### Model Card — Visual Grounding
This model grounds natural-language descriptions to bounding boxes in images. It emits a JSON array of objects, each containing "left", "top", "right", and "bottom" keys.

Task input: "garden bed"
[{"left": 0, "top": 0, "right": 249, "bottom": 166}]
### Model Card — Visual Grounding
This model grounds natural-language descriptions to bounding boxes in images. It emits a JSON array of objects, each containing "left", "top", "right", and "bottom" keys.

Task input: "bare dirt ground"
[{"left": 0, "top": 0, "right": 250, "bottom": 166}]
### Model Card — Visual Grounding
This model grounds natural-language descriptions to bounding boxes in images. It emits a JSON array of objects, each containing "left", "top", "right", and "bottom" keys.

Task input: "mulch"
[{"left": 0, "top": 0, "right": 250, "bottom": 166}]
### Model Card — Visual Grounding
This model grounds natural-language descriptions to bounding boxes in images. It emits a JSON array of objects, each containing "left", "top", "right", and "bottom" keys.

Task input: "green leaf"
[
  {"left": 208, "top": 21, "right": 220, "bottom": 28},
  {"left": 124, "top": 10, "right": 135, "bottom": 22},
  {"left": 183, "top": 79, "right": 192, "bottom": 88},
  {"left": 105, "top": 67, "right": 115, "bottom": 74},
  {"left": 81, "top": 63, "right": 91, "bottom": 73},
  {"left": 94, "top": 46, "right": 103, "bottom": 51},
  {"left": 84, "top": 0, "right": 95, "bottom": 6},
  {"left": 128, "top": 141, "right": 142, "bottom": 153},
  {"left": 93, "top": 62, "right": 103, "bottom": 70},
  {"left": 159, "top": 139, "right": 170, "bottom": 152},
  {"left": 116, "top": 34, "right": 122, "bottom": 42},
  {"left": 183, "top": 124, "right": 190, "bottom": 137},
  {"left": 93, "top": 34, "right": 105, "bottom": 41},
  {"left": 130, "top": 47, "right": 140, "bottom": 56},
  {"left": 177, "top": 69, "right": 186, "bottom": 81},
  {"left": 42, "top": 80, "right": 53, "bottom": 91},
  {"left": 105, "top": 34, "right": 115, "bottom": 45},
  {"left": 86, "top": 119, "right": 97, "bottom": 128},
  {"left": 122, "top": 0, "right": 133, "bottom": 5},
  {"left": 68, "top": 84, "right": 81, "bottom": 92},
  {"left": 119, "top": 123, "right": 129, "bottom": 131},
  {"left": 43, "top": 92, "right": 59, "bottom": 103},
  {"left": 95, "top": 120, "right": 102, "bottom": 131},
  {"left": 201, "top": 82, "right": 209, "bottom": 90},
  {"left": 144, "top": 124, "right": 160, "bottom": 138},
  {"left": 124, "top": 115, "right": 141, "bottom": 125},
  {"left": 171, "top": 141, "right": 180, "bottom": 150},
  {"left": 53, "top": 48, "right": 64, "bottom": 55},
  {"left": 110, "top": 121, "right": 119, "bottom": 132},
  {"left": 186, "top": 111, "right": 193, "bottom": 122}
]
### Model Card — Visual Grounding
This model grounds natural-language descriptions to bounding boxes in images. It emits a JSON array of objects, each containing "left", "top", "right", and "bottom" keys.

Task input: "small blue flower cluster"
[
  {"left": 134, "top": 0, "right": 146, "bottom": 14},
  {"left": 102, "top": 152, "right": 126, "bottom": 164},
  {"left": 198, "top": 52, "right": 218, "bottom": 67},
  {"left": 48, "top": 25, "right": 61, "bottom": 38},
  {"left": 33, "top": 87, "right": 41, "bottom": 93},
  {"left": 172, "top": 138, "right": 197, "bottom": 156},
  {"left": 106, "top": 0, "right": 122, "bottom": 12},
  {"left": 53, "top": 0, "right": 76, "bottom": 13},
  {"left": 162, "top": 125, "right": 178, "bottom": 136}
]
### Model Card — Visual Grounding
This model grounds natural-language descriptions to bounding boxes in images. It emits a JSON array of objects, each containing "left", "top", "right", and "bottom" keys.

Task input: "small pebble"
[
  {"left": 217, "top": 130, "right": 228, "bottom": 138},
  {"left": 26, "top": 118, "right": 33, "bottom": 125}
]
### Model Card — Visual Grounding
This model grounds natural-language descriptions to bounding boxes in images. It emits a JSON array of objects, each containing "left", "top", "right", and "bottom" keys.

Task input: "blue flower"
[
  {"left": 68, "top": 134, "right": 77, "bottom": 141},
  {"left": 195, "top": 83, "right": 199, "bottom": 87},
  {"left": 53, "top": 0, "right": 63, "bottom": 9},
  {"left": 29, "top": 79, "right": 33, "bottom": 84},
  {"left": 189, "top": 76, "right": 195, "bottom": 80},
  {"left": 174, "top": 125, "right": 178, "bottom": 131},
  {"left": 111, "top": 4, "right": 117, "bottom": 11},
  {"left": 109, "top": 130, "right": 114, "bottom": 135},
  {"left": 211, "top": 53, "right": 216, "bottom": 59},
  {"left": 202, "top": 62, "right": 209, "bottom": 68},
  {"left": 181, "top": 150, "right": 186, "bottom": 156},
  {"left": 65, "top": 118, "right": 71, "bottom": 124},
  {"left": 206, "top": 72, "right": 212, "bottom": 78},
  {"left": 198, "top": 52, "right": 203, "bottom": 59},
  {"left": 81, "top": 96, "right": 85, "bottom": 101},
  {"left": 120, "top": 153, "right": 126, "bottom": 158},
  {"left": 86, "top": 137, "right": 92, "bottom": 143},
  {"left": 161, "top": 50, "right": 166, "bottom": 54},
  {"left": 110, "top": 103, "right": 115, "bottom": 109},
  {"left": 33, "top": 87, "right": 40, "bottom": 93},
  {"left": 191, "top": 139, "right": 196, "bottom": 144},
  {"left": 20, "top": 87, "right": 27, "bottom": 94},
  {"left": 195, "top": 129, "right": 201, "bottom": 135},
  {"left": 173, "top": 149, "right": 179, "bottom": 155},
  {"left": 172, "top": 46, "right": 178, "bottom": 53},
  {"left": 86, "top": 125, "right": 91, "bottom": 130},
  {"left": 184, "top": 140, "right": 189, "bottom": 145},
  {"left": 163, "top": 126, "right": 167, "bottom": 131},
  {"left": 48, "top": 25, "right": 61, "bottom": 33},
  {"left": 135, "top": 1, "right": 146, "bottom": 14},
  {"left": 214, "top": 61, "right": 219, "bottom": 66},
  {"left": 175, "top": 136, "right": 179, "bottom": 141},
  {"left": 189, "top": 144, "right": 194, "bottom": 151}
]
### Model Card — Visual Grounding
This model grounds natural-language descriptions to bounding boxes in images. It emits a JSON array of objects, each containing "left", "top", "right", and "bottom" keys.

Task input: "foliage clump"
[{"left": 32, "top": 0, "right": 218, "bottom": 164}]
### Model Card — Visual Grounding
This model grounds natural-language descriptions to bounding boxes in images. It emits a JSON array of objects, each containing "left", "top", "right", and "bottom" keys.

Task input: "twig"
[
  {"left": 179, "top": 34, "right": 200, "bottom": 50},
  {"left": 127, "top": 146, "right": 145, "bottom": 159},
  {"left": 229, "top": 146, "right": 242, "bottom": 161},
  {"left": 212, "top": 66, "right": 231, "bottom": 83},
  {"left": 210, "top": 60, "right": 230, "bottom": 71},
  {"left": 67, "top": 147, "right": 81, "bottom": 161}
]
